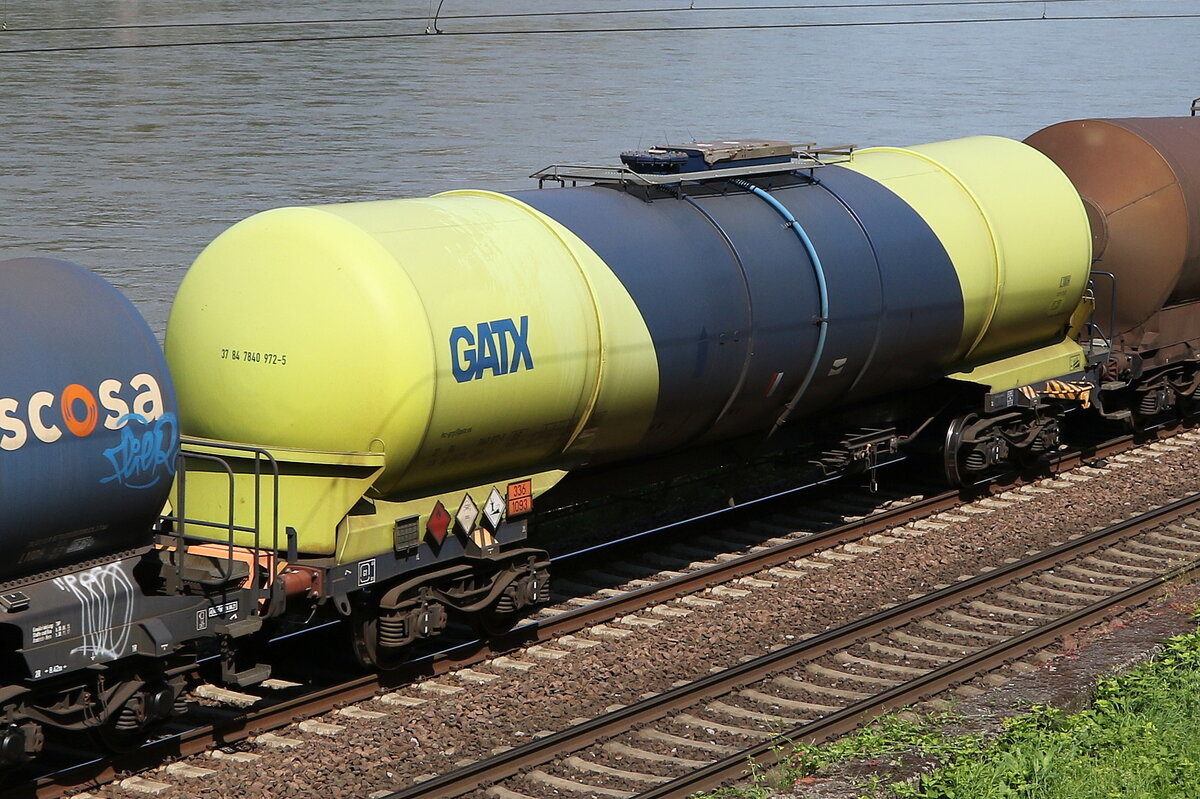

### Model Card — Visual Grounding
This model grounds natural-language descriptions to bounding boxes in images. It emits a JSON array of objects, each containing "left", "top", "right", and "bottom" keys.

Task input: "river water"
[{"left": 2, "top": 0, "right": 1196, "bottom": 336}]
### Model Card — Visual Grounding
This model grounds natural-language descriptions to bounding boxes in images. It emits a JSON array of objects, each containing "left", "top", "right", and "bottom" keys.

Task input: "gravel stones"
[{"left": 97, "top": 433, "right": 1200, "bottom": 799}]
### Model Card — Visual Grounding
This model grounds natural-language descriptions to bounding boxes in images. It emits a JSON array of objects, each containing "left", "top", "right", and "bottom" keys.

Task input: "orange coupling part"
[
  {"left": 280, "top": 565, "right": 323, "bottom": 599},
  {"left": 185, "top": 543, "right": 277, "bottom": 589}
]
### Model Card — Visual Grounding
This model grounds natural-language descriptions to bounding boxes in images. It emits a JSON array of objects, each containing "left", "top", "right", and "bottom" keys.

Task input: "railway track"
[
  {"left": 389, "top": 483, "right": 1200, "bottom": 799},
  {"left": 9, "top": 426, "right": 1191, "bottom": 799},
  {"left": 17, "top": 475, "right": 948, "bottom": 799}
]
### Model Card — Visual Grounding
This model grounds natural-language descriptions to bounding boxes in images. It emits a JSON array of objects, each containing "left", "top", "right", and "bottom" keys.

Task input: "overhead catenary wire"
[
  {"left": 0, "top": 0, "right": 1175, "bottom": 34},
  {"left": 1, "top": 11, "right": 1196, "bottom": 55}
]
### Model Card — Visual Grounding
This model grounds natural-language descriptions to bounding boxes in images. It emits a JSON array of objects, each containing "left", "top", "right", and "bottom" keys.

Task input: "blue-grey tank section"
[
  {"left": 508, "top": 166, "right": 964, "bottom": 454},
  {"left": 0, "top": 258, "right": 178, "bottom": 582}
]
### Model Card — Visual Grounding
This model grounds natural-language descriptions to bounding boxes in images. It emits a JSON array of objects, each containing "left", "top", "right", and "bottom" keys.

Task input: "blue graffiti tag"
[{"left": 101, "top": 412, "right": 179, "bottom": 489}]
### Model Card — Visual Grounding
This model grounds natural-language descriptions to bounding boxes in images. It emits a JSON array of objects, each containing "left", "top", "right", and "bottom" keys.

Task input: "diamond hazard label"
[
  {"left": 482, "top": 486, "right": 505, "bottom": 531},
  {"left": 456, "top": 493, "right": 480, "bottom": 534},
  {"left": 427, "top": 501, "right": 452, "bottom": 545}
]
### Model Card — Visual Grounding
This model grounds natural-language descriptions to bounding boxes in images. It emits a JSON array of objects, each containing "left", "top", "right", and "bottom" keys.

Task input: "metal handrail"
[
  {"left": 165, "top": 439, "right": 283, "bottom": 611},
  {"left": 1088, "top": 270, "right": 1118, "bottom": 351},
  {"left": 174, "top": 450, "right": 238, "bottom": 578},
  {"left": 179, "top": 437, "right": 282, "bottom": 558}
]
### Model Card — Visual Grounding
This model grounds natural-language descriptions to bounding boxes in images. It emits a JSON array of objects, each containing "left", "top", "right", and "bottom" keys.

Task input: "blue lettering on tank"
[
  {"left": 497, "top": 316, "right": 534, "bottom": 373},
  {"left": 475, "top": 321, "right": 502, "bottom": 376},
  {"left": 100, "top": 412, "right": 179, "bottom": 489},
  {"left": 450, "top": 325, "right": 477, "bottom": 382},
  {"left": 449, "top": 316, "right": 534, "bottom": 382}
]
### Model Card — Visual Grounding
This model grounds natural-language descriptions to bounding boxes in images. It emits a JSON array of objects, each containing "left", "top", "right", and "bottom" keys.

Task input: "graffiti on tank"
[
  {"left": 54, "top": 563, "right": 136, "bottom": 661},
  {"left": 450, "top": 316, "right": 534, "bottom": 382},
  {"left": 101, "top": 411, "right": 179, "bottom": 489}
]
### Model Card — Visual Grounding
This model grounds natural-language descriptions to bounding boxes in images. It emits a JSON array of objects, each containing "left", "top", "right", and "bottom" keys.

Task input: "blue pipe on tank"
[{"left": 729, "top": 178, "right": 830, "bottom": 436}]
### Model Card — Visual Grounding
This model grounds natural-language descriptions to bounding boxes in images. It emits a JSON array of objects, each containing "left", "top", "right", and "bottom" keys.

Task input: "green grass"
[
  {"left": 696, "top": 712, "right": 984, "bottom": 799},
  {"left": 698, "top": 625, "right": 1200, "bottom": 799},
  {"left": 894, "top": 628, "right": 1200, "bottom": 799}
]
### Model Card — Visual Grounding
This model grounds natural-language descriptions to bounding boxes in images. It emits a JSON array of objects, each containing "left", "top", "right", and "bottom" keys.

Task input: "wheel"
[
  {"left": 942, "top": 413, "right": 977, "bottom": 487},
  {"left": 0, "top": 723, "right": 38, "bottom": 771},
  {"left": 469, "top": 563, "right": 548, "bottom": 637},
  {"left": 91, "top": 681, "right": 175, "bottom": 754},
  {"left": 93, "top": 717, "right": 150, "bottom": 754},
  {"left": 347, "top": 610, "right": 380, "bottom": 671},
  {"left": 346, "top": 609, "right": 407, "bottom": 671}
]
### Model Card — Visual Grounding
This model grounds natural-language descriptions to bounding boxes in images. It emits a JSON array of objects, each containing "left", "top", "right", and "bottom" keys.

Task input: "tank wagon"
[
  {"left": 5, "top": 115, "right": 1199, "bottom": 776},
  {"left": 1026, "top": 117, "right": 1200, "bottom": 420},
  {"left": 0, "top": 259, "right": 256, "bottom": 769},
  {"left": 164, "top": 118, "right": 1198, "bottom": 672}
]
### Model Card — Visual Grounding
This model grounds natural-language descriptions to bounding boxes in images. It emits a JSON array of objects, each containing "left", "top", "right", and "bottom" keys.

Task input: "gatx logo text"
[{"left": 449, "top": 316, "right": 534, "bottom": 383}]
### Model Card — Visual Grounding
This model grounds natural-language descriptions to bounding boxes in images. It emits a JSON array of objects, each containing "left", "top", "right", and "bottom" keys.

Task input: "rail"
[
  {"left": 22, "top": 423, "right": 1185, "bottom": 799},
  {"left": 390, "top": 485, "right": 1200, "bottom": 799}
]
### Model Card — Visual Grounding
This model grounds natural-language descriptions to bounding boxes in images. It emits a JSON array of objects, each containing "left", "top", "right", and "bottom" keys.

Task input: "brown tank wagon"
[{"left": 1026, "top": 117, "right": 1200, "bottom": 392}]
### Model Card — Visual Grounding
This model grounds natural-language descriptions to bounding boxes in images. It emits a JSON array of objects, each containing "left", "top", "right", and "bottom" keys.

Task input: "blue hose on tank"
[{"left": 730, "top": 178, "right": 830, "bottom": 437}]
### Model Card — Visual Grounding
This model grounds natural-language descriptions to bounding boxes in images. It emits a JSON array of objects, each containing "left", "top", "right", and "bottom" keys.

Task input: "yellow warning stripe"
[
  {"left": 1040, "top": 380, "right": 1093, "bottom": 409},
  {"left": 1018, "top": 380, "right": 1092, "bottom": 408}
]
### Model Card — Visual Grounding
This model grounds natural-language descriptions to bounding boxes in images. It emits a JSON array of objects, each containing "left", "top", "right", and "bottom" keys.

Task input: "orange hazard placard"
[{"left": 506, "top": 479, "right": 533, "bottom": 516}]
